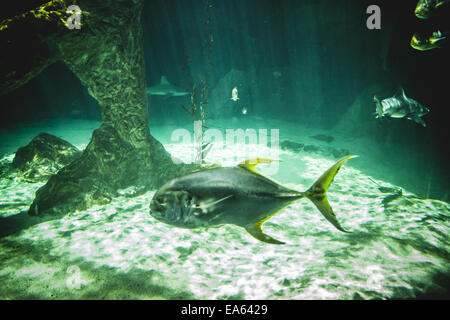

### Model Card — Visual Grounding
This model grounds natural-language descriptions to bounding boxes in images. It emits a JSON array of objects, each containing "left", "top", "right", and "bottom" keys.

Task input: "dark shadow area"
[
  {"left": 0, "top": 62, "right": 101, "bottom": 127},
  {"left": 0, "top": 212, "right": 55, "bottom": 238},
  {"left": 0, "top": 238, "right": 195, "bottom": 299},
  {"left": 408, "top": 270, "right": 450, "bottom": 300}
]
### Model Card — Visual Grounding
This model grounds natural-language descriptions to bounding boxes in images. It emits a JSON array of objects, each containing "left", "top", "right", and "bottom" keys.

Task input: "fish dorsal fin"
[
  {"left": 160, "top": 76, "right": 170, "bottom": 85},
  {"left": 238, "top": 158, "right": 281, "bottom": 174},
  {"left": 401, "top": 87, "right": 407, "bottom": 100},
  {"left": 245, "top": 218, "right": 285, "bottom": 245},
  {"left": 394, "top": 86, "right": 407, "bottom": 100}
]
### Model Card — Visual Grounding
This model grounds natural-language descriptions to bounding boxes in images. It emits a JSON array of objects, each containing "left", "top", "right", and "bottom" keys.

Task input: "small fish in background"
[
  {"left": 241, "top": 107, "right": 248, "bottom": 115},
  {"left": 414, "top": 0, "right": 450, "bottom": 19},
  {"left": 367, "top": 177, "right": 403, "bottom": 195},
  {"left": 231, "top": 86, "right": 239, "bottom": 101},
  {"left": 373, "top": 87, "right": 430, "bottom": 127},
  {"left": 272, "top": 71, "right": 282, "bottom": 78},
  {"left": 146, "top": 76, "right": 189, "bottom": 97},
  {"left": 150, "top": 155, "right": 357, "bottom": 244},
  {"left": 70, "top": 109, "right": 82, "bottom": 117},
  {"left": 411, "top": 30, "right": 448, "bottom": 50}
]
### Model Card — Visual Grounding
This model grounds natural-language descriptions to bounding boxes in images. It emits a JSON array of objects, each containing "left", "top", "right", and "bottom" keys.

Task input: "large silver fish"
[
  {"left": 150, "top": 156, "right": 357, "bottom": 244},
  {"left": 373, "top": 88, "right": 430, "bottom": 127}
]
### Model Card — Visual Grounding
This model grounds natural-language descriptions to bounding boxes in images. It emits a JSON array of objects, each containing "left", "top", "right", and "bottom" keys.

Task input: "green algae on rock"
[
  {"left": 1, "top": 0, "right": 197, "bottom": 217},
  {"left": 12, "top": 132, "right": 81, "bottom": 181}
]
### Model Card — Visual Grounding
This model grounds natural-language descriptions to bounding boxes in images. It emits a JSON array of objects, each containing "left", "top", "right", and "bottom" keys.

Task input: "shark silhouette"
[
  {"left": 373, "top": 87, "right": 430, "bottom": 127},
  {"left": 146, "top": 76, "right": 189, "bottom": 97}
]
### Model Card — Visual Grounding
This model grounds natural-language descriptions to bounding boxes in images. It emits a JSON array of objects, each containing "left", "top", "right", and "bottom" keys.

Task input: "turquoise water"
[
  {"left": 0, "top": 118, "right": 449, "bottom": 299},
  {"left": 0, "top": 0, "right": 449, "bottom": 300}
]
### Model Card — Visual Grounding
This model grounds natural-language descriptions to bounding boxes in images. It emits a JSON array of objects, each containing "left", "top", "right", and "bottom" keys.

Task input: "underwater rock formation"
[
  {"left": 309, "top": 134, "right": 334, "bottom": 143},
  {"left": 1, "top": 1, "right": 195, "bottom": 217},
  {"left": 280, "top": 139, "right": 350, "bottom": 160},
  {"left": 325, "top": 146, "right": 351, "bottom": 159},
  {"left": 12, "top": 132, "right": 81, "bottom": 181},
  {"left": 280, "top": 140, "right": 304, "bottom": 153},
  {"left": 302, "top": 144, "right": 321, "bottom": 153}
]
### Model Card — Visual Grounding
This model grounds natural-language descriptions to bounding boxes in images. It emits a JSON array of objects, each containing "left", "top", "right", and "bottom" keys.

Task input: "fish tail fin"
[{"left": 305, "top": 155, "right": 357, "bottom": 232}]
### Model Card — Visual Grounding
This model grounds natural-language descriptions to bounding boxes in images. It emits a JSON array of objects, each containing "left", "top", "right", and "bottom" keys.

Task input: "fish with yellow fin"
[
  {"left": 414, "top": 0, "right": 450, "bottom": 19},
  {"left": 411, "top": 30, "right": 448, "bottom": 51},
  {"left": 150, "top": 155, "right": 357, "bottom": 244}
]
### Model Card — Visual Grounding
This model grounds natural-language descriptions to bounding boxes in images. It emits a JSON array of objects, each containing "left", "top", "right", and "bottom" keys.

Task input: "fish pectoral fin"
[
  {"left": 245, "top": 221, "right": 285, "bottom": 245},
  {"left": 414, "top": 117, "right": 427, "bottom": 127},
  {"left": 195, "top": 195, "right": 233, "bottom": 212},
  {"left": 238, "top": 158, "right": 281, "bottom": 173}
]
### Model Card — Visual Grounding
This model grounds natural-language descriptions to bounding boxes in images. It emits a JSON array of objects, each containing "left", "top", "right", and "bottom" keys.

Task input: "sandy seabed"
[{"left": 0, "top": 117, "right": 449, "bottom": 299}]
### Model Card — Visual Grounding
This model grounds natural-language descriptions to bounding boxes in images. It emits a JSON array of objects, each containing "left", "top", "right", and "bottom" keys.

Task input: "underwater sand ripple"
[{"left": 0, "top": 144, "right": 449, "bottom": 299}]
